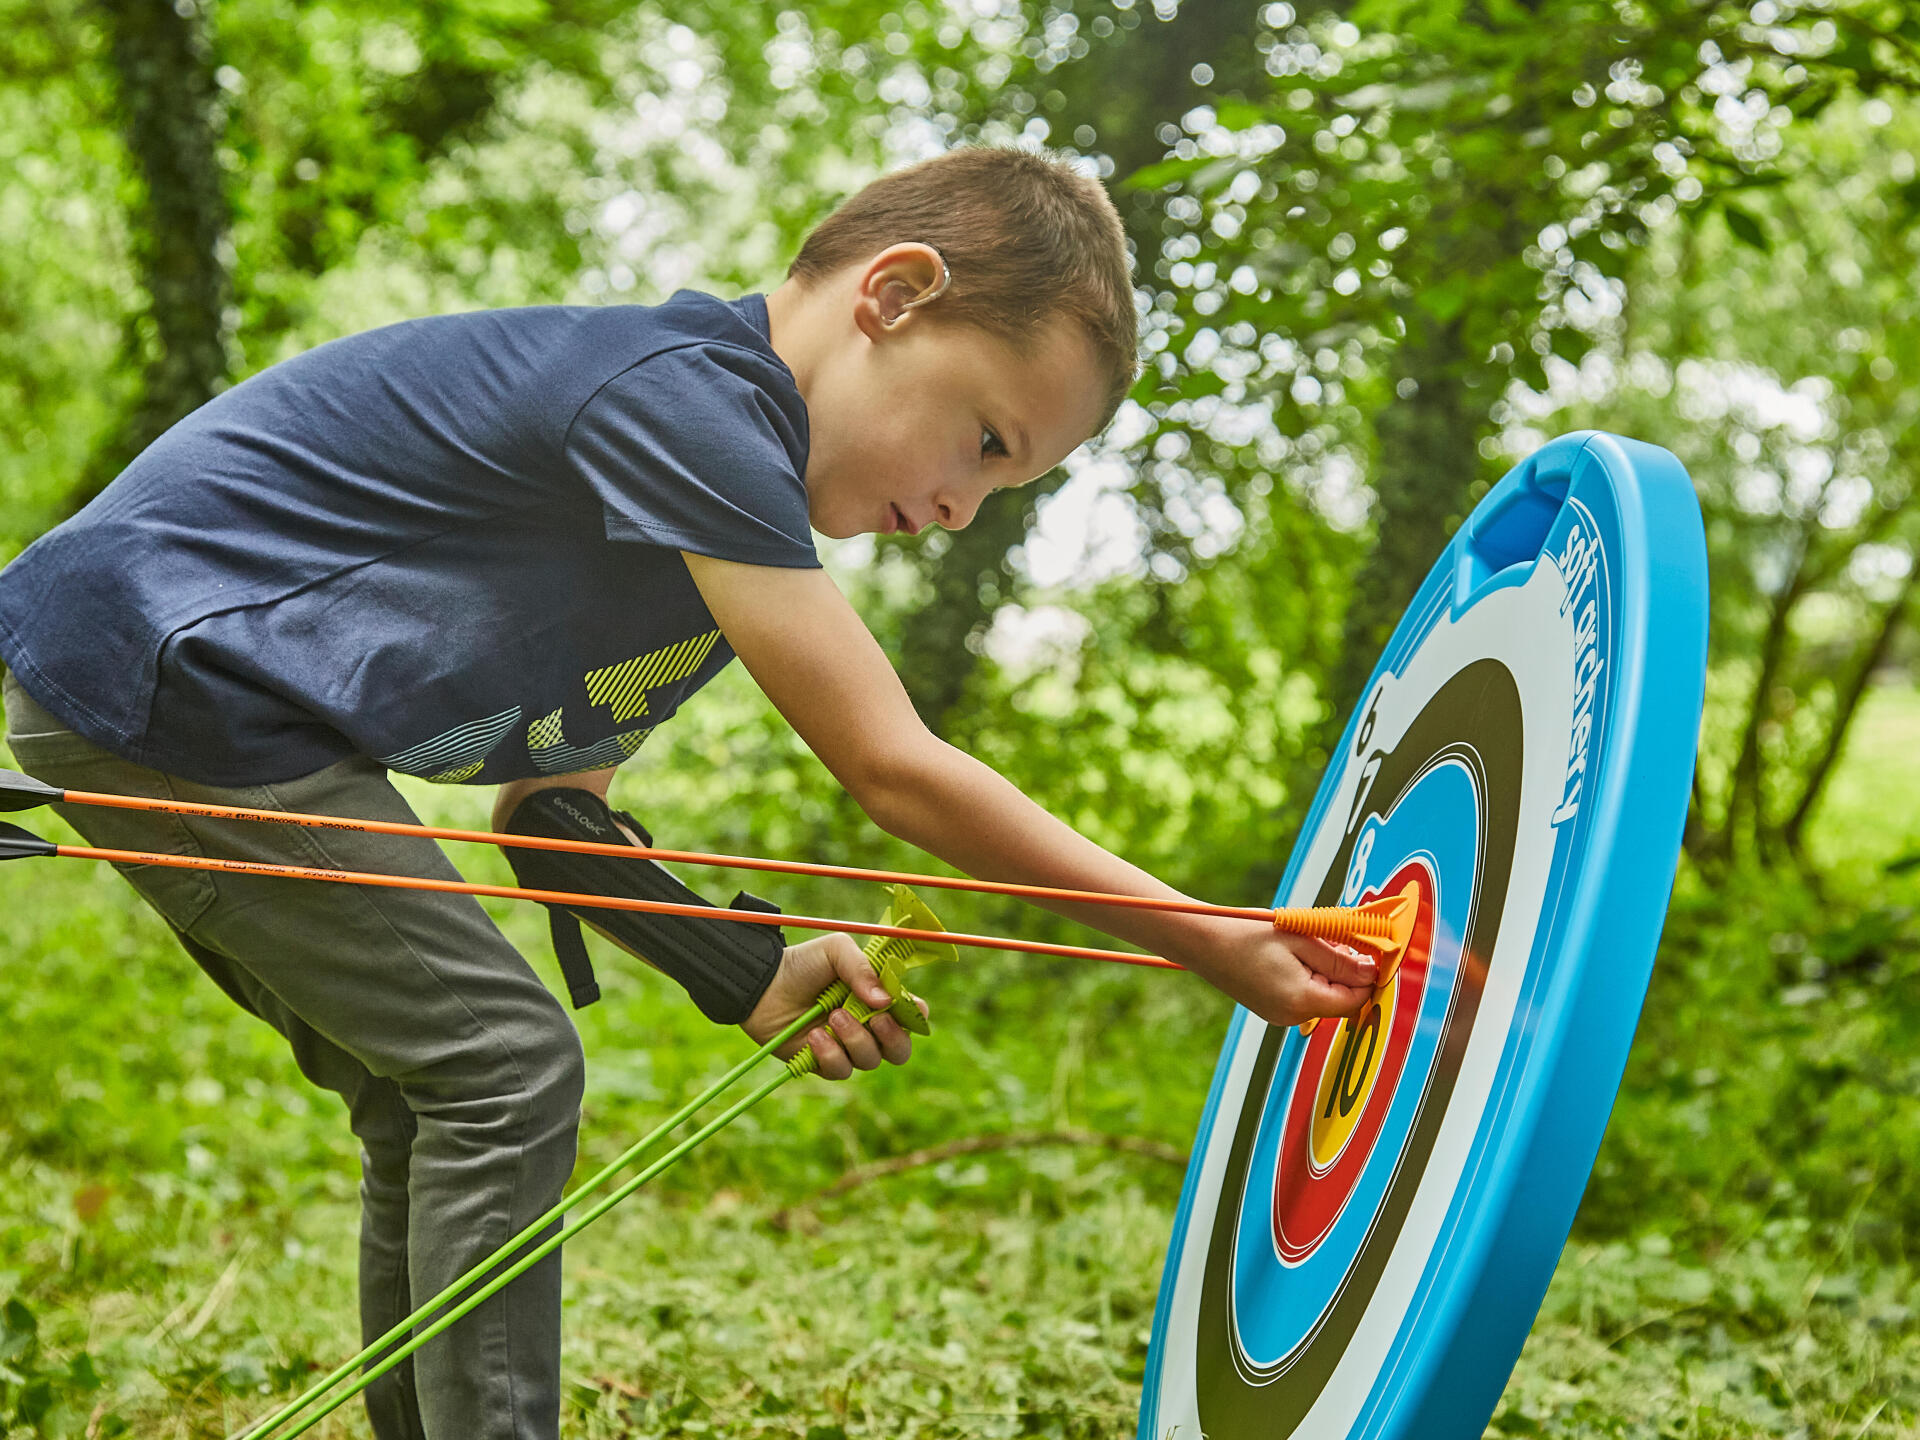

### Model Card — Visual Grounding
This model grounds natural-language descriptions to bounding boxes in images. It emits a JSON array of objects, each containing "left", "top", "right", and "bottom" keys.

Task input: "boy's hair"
[{"left": 788, "top": 146, "right": 1140, "bottom": 432}]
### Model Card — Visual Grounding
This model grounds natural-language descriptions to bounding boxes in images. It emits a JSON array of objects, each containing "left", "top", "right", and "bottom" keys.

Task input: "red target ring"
[{"left": 1273, "top": 860, "right": 1435, "bottom": 1264}]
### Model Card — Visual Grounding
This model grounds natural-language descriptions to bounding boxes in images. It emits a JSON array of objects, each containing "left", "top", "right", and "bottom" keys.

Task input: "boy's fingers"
[
  {"left": 1295, "top": 973, "right": 1373, "bottom": 1019},
  {"left": 867, "top": 1012, "right": 913, "bottom": 1066},
  {"left": 772, "top": 934, "right": 928, "bottom": 1075},
  {"left": 1250, "top": 984, "right": 1368, "bottom": 1032},
  {"left": 807, "top": 1025, "right": 853, "bottom": 1081},
  {"left": 827, "top": 933, "right": 893, "bottom": 1010},
  {"left": 829, "top": 1007, "right": 883, "bottom": 1071},
  {"left": 1289, "top": 936, "right": 1378, "bottom": 988}
]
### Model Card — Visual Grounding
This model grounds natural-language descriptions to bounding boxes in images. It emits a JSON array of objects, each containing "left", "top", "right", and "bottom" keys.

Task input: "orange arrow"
[{"left": 0, "top": 770, "right": 1416, "bottom": 955}]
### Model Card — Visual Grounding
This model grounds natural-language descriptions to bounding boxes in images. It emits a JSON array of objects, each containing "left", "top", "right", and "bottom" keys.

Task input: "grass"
[{"left": 1, "top": 687, "right": 1917, "bottom": 1437}]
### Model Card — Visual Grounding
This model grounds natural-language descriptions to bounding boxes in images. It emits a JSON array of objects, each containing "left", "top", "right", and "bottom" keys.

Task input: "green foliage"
[
  {"left": 0, "top": 0, "right": 136, "bottom": 548},
  {"left": 1584, "top": 873, "right": 1920, "bottom": 1255},
  {"left": 0, "top": 0, "right": 1029, "bottom": 536},
  {"left": 0, "top": 1298, "right": 109, "bottom": 1437},
  {"left": 1490, "top": 93, "right": 1920, "bottom": 866},
  {"left": 1498, "top": 1227, "right": 1919, "bottom": 1438},
  {"left": 1049, "top": 0, "right": 1803, "bottom": 713}
]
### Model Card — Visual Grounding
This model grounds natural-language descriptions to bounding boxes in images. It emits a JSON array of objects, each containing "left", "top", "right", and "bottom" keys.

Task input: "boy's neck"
[{"left": 763, "top": 279, "right": 829, "bottom": 407}]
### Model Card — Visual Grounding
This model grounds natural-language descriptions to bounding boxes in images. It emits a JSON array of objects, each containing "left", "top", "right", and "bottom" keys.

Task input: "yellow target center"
[{"left": 1309, "top": 974, "right": 1399, "bottom": 1168}]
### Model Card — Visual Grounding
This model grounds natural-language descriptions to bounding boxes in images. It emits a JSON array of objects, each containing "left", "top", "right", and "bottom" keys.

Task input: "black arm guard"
[{"left": 501, "top": 788, "right": 785, "bottom": 1023}]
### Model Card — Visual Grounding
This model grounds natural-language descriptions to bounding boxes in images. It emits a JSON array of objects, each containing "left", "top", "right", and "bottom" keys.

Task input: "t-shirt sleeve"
[{"left": 563, "top": 343, "right": 820, "bottom": 568}]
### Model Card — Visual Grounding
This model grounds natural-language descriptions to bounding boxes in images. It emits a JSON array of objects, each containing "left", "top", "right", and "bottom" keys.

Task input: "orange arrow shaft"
[
  {"left": 49, "top": 841, "right": 1186, "bottom": 970},
  {"left": 54, "top": 786, "right": 1396, "bottom": 948}
]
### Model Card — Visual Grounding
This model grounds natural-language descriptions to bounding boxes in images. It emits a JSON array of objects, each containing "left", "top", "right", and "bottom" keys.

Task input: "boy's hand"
[
  {"left": 743, "top": 933, "right": 927, "bottom": 1081},
  {"left": 1171, "top": 921, "right": 1378, "bottom": 1031}
]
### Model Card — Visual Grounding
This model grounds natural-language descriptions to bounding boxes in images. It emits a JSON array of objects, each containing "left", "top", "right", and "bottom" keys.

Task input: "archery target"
[{"left": 1138, "top": 433, "right": 1707, "bottom": 1440}]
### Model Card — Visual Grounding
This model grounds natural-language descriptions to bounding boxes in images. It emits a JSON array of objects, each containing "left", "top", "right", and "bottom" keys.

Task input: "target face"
[{"left": 1137, "top": 433, "right": 1707, "bottom": 1440}]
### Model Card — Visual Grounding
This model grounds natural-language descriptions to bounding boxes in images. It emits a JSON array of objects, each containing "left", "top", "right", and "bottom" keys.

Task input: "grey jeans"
[{"left": 2, "top": 672, "right": 582, "bottom": 1440}]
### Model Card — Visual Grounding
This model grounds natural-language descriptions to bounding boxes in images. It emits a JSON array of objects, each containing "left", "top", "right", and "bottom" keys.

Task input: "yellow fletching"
[{"left": 858, "top": 884, "right": 956, "bottom": 1038}]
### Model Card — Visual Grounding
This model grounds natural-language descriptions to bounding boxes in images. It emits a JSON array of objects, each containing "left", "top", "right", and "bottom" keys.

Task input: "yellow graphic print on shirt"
[
  {"left": 375, "top": 629, "right": 725, "bottom": 782},
  {"left": 526, "top": 628, "right": 723, "bottom": 775},
  {"left": 583, "top": 630, "right": 721, "bottom": 724}
]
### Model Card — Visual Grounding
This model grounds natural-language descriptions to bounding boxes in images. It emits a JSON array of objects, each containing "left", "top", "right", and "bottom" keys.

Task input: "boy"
[{"left": 0, "top": 146, "right": 1374, "bottom": 1438}]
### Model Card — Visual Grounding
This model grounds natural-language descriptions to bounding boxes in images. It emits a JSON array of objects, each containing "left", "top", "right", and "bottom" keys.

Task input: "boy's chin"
[{"left": 808, "top": 509, "right": 876, "bottom": 541}]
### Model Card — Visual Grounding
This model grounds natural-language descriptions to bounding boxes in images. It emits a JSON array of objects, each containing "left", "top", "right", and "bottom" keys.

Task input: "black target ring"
[{"left": 1194, "top": 659, "right": 1524, "bottom": 1437}]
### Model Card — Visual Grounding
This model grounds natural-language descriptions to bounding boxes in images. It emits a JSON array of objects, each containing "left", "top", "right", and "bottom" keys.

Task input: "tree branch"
[
  {"left": 1719, "top": 525, "right": 1817, "bottom": 861},
  {"left": 1780, "top": 560, "right": 1920, "bottom": 858}
]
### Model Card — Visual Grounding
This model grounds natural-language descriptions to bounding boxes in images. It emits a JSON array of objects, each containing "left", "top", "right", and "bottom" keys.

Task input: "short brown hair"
[{"left": 788, "top": 146, "right": 1140, "bottom": 432}]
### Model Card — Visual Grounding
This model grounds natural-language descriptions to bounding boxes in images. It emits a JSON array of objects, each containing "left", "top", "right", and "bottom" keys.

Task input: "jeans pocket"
[{"left": 100, "top": 810, "right": 220, "bottom": 935}]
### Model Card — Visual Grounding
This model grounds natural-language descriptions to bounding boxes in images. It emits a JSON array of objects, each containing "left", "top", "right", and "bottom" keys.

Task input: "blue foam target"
[{"left": 1136, "top": 431, "right": 1708, "bottom": 1440}]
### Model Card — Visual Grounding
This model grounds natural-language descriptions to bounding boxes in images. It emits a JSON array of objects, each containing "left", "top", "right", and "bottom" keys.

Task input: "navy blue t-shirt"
[{"left": 0, "top": 290, "right": 817, "bottom": 786}]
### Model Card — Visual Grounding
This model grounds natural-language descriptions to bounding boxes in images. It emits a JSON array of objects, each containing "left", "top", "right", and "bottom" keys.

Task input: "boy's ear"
[{"left": 853, "top": 243, "right": 950, "bottom": 341}]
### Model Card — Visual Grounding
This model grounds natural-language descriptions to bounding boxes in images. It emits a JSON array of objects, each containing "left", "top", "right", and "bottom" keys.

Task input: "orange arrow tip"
[
  {"left": 1369, "top": 879, "right": 1420, "bottom": 986},
  {"left": 1296, "top": 878, "right": 1421, "bottom": 1036},
  {"left": 1357, "top": 880, "right": 1420, "bottom": 985}
]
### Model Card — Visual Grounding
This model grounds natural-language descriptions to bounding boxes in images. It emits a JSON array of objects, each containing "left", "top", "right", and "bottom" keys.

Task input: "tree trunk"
[
  {"left": 1779, "top": 564, "right": 1919, "bottom": 860},
  {"left": 1715, "top": 529, "right": 1814, "bottom": 865},
  {"left": 1328, "top": 320, "right": 1480, "bottom": 715},
  {"left": 73, "top": 0, "right": 231, "bottom": 509}
]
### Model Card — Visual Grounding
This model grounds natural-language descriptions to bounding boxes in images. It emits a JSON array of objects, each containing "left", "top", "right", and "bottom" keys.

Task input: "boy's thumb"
[{"left": 829, "top": 934, "right": 891, "bottom": 1005}]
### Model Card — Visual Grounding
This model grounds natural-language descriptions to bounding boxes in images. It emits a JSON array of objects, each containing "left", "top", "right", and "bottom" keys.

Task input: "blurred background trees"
[{"left": 5, "top": 0, "right": 1912, "bottom": 897}]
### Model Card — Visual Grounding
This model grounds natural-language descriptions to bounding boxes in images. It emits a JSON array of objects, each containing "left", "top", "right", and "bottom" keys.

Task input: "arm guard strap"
[{"left": 500, "top": 788, "right": 785, "bottom": 1023}]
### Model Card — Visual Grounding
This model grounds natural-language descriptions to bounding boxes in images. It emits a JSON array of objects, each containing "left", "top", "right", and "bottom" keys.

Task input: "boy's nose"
[{"left": 934, "top": 487, "right": 985, "bottom": 531}]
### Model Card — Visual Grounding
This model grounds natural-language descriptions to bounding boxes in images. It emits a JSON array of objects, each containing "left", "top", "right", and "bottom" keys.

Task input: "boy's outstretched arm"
[{"left": 682, "top": 553, "right": 1375, "bottom": 1030}]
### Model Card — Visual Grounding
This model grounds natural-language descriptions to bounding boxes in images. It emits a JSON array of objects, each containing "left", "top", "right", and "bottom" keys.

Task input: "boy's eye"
[{"left": 981, "top": 425, "right": 1008, "bottom": 459}]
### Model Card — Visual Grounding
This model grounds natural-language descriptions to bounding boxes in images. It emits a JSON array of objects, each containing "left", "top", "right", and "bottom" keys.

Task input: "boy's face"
[{"left": 778, "top": 249, "right": 1109, "bottom": 541}]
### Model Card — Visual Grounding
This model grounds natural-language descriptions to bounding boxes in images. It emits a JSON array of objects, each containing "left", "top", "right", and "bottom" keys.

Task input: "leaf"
[
  {"left": 1492, "top": 1407, "right": 1547, "bottom": 1436},
  {"left": 1416, "top": 274, "right": 1472, "bottom": 323},
  {"left": 72, "top": 1184, "right": 110, "bottom": 1223},
  {"left": 1212, "top": 100, "right": 1268, "bottom": 130},
  {"left": 1, "top": 1300, "right": 33, "bottom": 1339},
  {"left": 1177, "top": 370, "right": 1229, "bottom": 399},
  {"left": 1548, "top": 325, "right": 1590, "bottom": 365},
  {"left": 15, "top": 1376, "right": 54, "bottom": 1426},
  {"left": 0, "top": 1299, "right": 35, "bottom": 1364},
  {"left": 68, "top": 1351, "right": 103, "bottom": 1392},
  {"left": 1118, "top": 155, "right": 1209, "bottom": 192},
  {"left": 1722, "top": 205, "right": 1771, "bottom": 253},
  {"left": 1192, "top": 157, "right": 1240, "bottom": 195}
]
